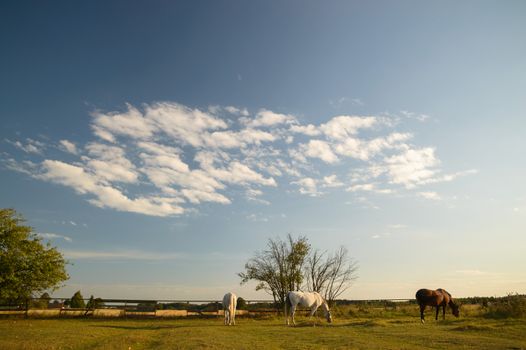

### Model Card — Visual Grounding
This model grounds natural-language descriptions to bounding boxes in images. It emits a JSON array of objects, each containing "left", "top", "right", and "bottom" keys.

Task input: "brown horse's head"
[{"left": 451, "top": 302, "right": 460, "bottom": 317}]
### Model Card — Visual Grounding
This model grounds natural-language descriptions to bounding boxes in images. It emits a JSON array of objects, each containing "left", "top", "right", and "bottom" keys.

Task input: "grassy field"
[{"left": 1, "top": 307, "right": 525, "bottom": 349}]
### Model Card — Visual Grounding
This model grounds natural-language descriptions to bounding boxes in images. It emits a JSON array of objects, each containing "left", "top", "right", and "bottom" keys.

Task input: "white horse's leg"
[
  {"left": 291, "top": 305, "right": 297, "bottom": 326},
  {"left": 224, "top": 310, "right": 228, "bottom": 325},
  {"left": 309, "top": 307, "right": 318, "bottom": 327}
]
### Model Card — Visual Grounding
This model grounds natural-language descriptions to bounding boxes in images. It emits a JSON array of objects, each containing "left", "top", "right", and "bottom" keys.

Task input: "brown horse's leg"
[
  {"left": 435, "top": 306, "right": 439, "bottom": 320},
  {"left": 443, "top": 305, "right": 446, "bottom": 320},
  {"left": 420, "top": 304, "right": 426, "bottom": 323}
]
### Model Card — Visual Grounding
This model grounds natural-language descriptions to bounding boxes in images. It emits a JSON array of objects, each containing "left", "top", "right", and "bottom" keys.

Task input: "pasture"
[{"left": 1, "top": 305, "right": 525, "bottom": 349}]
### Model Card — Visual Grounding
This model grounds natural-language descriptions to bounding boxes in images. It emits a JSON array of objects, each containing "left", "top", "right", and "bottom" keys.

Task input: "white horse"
[
  {"left": 222, "top": 292, "right": 237, "bottom": 326},
  {"left": 285, "top": 291, "right": 332, "bottom": 326}
]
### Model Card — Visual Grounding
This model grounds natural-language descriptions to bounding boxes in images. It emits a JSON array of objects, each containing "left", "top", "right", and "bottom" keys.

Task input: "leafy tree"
[
  {"left": 238, "top": 234, "right": 310, "bottom": 308},
  {"left": 70, "top": 290, "right": 85, "bottom": 308},
  {"left": 0, "top": 209, "right": 69, "bottom": 305}
]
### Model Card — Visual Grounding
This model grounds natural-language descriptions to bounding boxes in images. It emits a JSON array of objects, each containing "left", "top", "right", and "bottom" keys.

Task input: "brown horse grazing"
[{"left": 415, "top": 288, "right": 459, "bottom": 323}]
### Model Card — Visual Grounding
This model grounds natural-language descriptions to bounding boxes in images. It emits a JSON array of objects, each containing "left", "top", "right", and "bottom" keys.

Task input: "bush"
[
  {"left": 86, "top": 295, "right": 104, "bottom": 309},
  {"left": 485, "top": 293, "right": 526, "bottom": 318},
  {"left": 32, "top": 292, "right": 51, "bottom": 309},
  {"left": 237, "top": 297, "right": 247, "bottom": 310},
  {"left": 137, "top": 302, "right": 156, "bottom": 312}
]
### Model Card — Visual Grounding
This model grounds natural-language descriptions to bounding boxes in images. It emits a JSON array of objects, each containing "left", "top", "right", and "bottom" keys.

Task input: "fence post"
[{"left": 25, "top": 298, "right": 29, "bottom": 319}]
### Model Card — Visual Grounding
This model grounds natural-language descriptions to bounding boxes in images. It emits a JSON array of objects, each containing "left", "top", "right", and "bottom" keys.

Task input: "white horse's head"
[
  {"left": 321, "top": 301, "right": 332, "bottom": 323},
  {"left": 326, "top": 309, "right": 333, "bottom": 323}
]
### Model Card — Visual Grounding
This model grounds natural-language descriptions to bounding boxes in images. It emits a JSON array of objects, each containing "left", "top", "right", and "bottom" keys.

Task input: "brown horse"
[{"left": 415, "top": 288, "right": 459, "bottom": 323}]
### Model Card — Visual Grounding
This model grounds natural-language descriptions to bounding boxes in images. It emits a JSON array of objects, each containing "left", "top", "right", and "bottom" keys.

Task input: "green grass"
[{"left": 1, "top": 312, "right": 525, "bottom": 349}]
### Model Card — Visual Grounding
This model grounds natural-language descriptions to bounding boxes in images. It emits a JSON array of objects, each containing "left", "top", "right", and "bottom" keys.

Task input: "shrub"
[
  {"left": 32, "top": 292, "right": 51, "bottom": 309},
  {"left": 237, "top": 297, "right": 247, "bottom": 310},
  {"left": 86, "top": 295, "right": 104, "bottom": 309},
  {"left": 485, "top": 293, "right": 526, "bottom": 318}
]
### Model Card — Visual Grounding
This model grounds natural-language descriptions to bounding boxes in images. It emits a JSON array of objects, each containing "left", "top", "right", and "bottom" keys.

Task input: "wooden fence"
[{"left": 0, "top": 297, "right": 415, "bottom": 318}]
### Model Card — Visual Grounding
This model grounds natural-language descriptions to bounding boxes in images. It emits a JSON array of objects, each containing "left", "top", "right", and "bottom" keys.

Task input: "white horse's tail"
[{"left": 229, "top": 294, "right": 236, "bottom": 322}]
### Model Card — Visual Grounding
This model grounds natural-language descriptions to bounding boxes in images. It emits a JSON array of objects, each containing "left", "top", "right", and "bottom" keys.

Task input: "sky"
[{"left": 1, "top": 0, "right": 525, "bottom": 301}]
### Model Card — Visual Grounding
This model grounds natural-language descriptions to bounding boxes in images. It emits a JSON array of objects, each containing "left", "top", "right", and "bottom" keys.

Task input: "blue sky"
[{"left": 1, "top": 1, "right": 525, "bottom": 300}]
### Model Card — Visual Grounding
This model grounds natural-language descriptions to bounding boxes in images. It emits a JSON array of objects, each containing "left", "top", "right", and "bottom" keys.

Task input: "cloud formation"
[
  {"left": 3, "top": 102, "right": 475, "bottom": 216},
  {"left": 37, "top": 232, "right": 73, "bottom": 242}
]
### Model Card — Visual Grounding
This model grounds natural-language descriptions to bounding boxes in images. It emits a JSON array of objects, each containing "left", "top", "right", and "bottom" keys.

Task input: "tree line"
[{"left": 1, "top": 209, "right": 358, "bottom": 308}]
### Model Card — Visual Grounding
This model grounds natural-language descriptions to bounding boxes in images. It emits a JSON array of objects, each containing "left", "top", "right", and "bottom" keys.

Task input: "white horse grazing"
[
  {"left": 285, "top": 291, "right": 332, "bottom": 326},
  {"left": 222, "top": 292, "right": 238, "bottom": 326}
]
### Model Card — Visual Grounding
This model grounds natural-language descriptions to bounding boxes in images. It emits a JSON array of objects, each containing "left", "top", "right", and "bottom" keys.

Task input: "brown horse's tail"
[{"left": 415, "top": 289, "right": 425, "bottom": 305}]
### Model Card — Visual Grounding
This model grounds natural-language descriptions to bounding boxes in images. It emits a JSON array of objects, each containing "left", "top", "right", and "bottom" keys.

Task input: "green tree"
[
  {"left": 238, "top": 234, "right": 310, "bottom": 308},
  {"left": 70, "top": 290, "right": 85, "bottom": 308},
  {"left": 0, "top": 209, "right": 69, "bottom": 305}
]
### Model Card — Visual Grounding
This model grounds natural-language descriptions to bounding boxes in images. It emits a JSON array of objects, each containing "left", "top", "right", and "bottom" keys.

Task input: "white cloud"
[
  {"left": 181, "top": 188, "right": 231, "bottom": 204},
  {"left": 322, "top": 175, "right": 344, "bottom": 188},
  {"left": 195, "top": 152, "right": 276, "bottom": 187},
  {"left": 347, "top": 183, "right": 375, "bottom": 192},
  {"left": 138, "top": 141, "right": 189, "bottom": 173},
  {"left": 418, "top": 191, "right": 441, "bottom": 200},
  {"left": 301, "top": 139, "right": 339, "bottom": 164},
  {"left": 37, "top": 232, "right": 72, "bottom": 242},
  {"left": 63, "top": 249, "right": 183, "bottom": 260},
  {"left": 39, "top": 160, "right": 185, "bottom": 216},
  {"left": 320, "top": 115, "right": 377, "bottom": 140},
  {"left": 385, "top": 148, "right": 439, "bottom": 188},
  {"left": 91, "top": 103, "right": 156, "bottom": 141},
  {"left": 207, "top": 128, "right": 276, "bottom": 148},
  {"left": 334, "top": 133, "right": 412, "bottom": 161},
  {"left": 401, "top": 110, "right": 431, "bottom": 122},
  {"left": 417, "top": 169, "right": 479, "bottom": 186},
  {"left": 3, "top": 158, "right": 38, "bottom": 175},
  {"left": 4, "top": 101, "right": 473, "bottom": 217},
  {"left": 246, "top": 188, "right": 270, "bottom": 205},
  {"left": 84, "top": 143, "right": 138, "bottom": 184},
  {"left": 292, "top": 177, "right": 320, "bottom": 197},
  {"left": 145, "top": 102, "right": 228, "bottom": 147},
  {"left": 59, "top": 140, "right": 78, "bottom": 154},
  {"left": 346, "top": 183, "right": 393, "bottom": 194},
  {"left": 241, "top": 109, "right": 296, "bottom": 128},
  {"left": 290, "top": 124, "right": 321, "bottom": 136},
  {"left": 225, "top": 106, "right": 249, "bottom": 116},
  {"left": 7, "top": 138, "right": 45, "bottom": 154}
]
